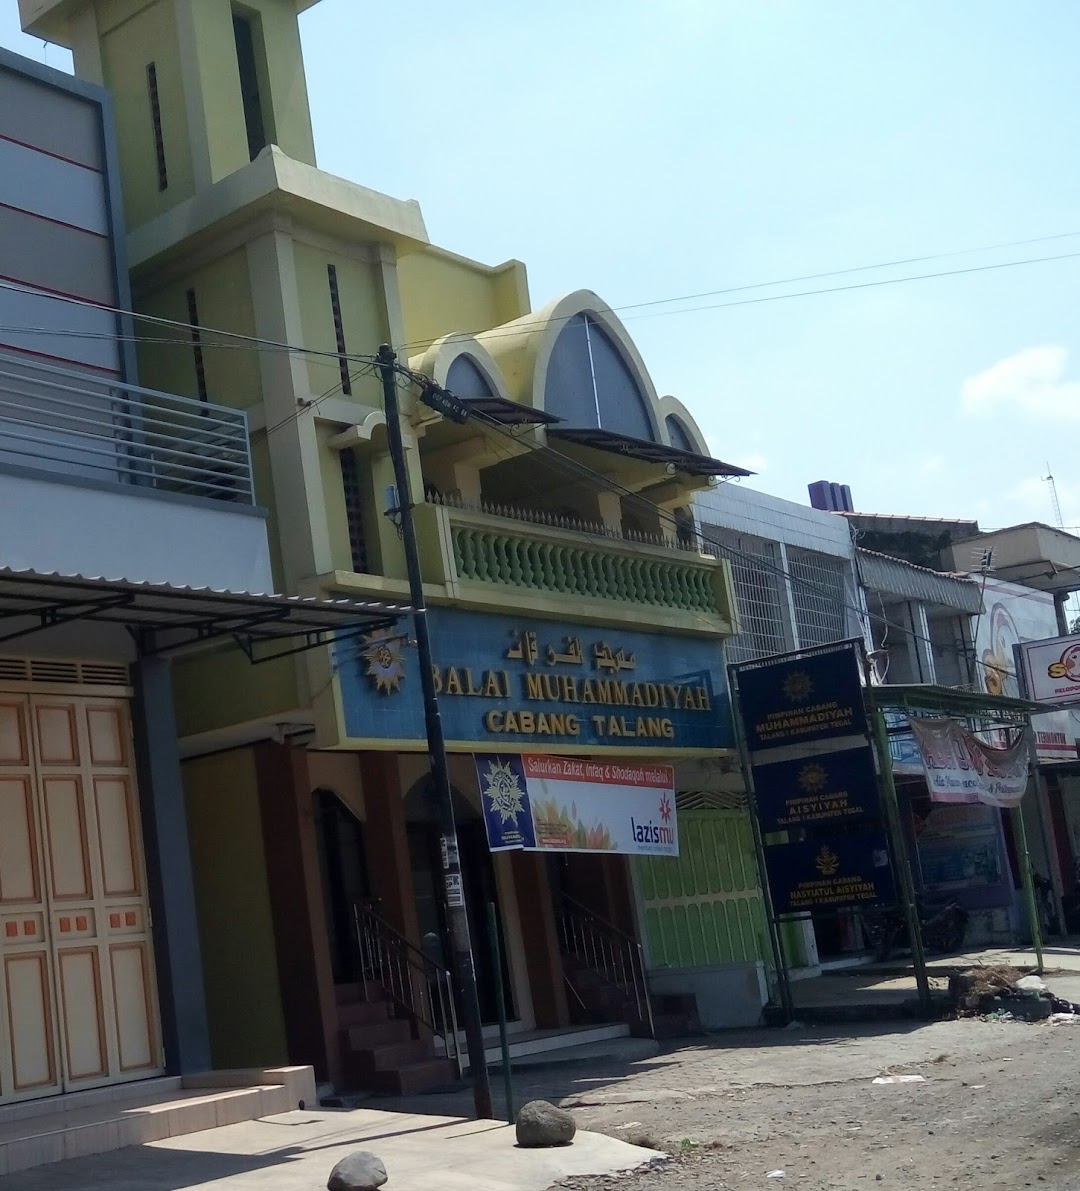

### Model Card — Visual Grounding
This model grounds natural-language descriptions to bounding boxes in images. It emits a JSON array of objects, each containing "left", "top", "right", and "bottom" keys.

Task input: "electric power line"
[
  {"left": 5, "top": 229, "right": 1080, "bottom": 366},
  {"left": 452, "top": 393, "right": 1011, "bottom": 683},
  {"left": 0, "top": 273, "right": 1065, "bottom": 674}
]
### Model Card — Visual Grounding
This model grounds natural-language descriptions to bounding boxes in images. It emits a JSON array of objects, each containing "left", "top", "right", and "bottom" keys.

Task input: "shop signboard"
[
  {"left": 973, "top": 577, "right": 1080, "bottom": 763},
  {"left": 752, "top": 745, "right": 879, "bottom": 833},
  {"left": 337, "top": 608, "right": 728, "bottom": 752},
  {"left": 474, "top": 753, "right": 677, "bottom": 857},
  {"left": 763, "top": 829, "right": 894, "bottom": 914},
  {"left": 734, "top": 642, "right": 868, "bottom": 753},
  {"left": 909, "top": 717, "right": 1031, "bottom": 808},
  {"left": 1017, "top": 632, "right": 1080, "bottom": 710}
]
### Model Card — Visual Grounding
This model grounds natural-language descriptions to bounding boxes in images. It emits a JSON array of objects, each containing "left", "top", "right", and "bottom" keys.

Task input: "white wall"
[
  {"left": 695, "top": 482, "right": 855, "bottom": 558},
  {"left": 0, "top": 470, "right": 274, "bottom": 594}
]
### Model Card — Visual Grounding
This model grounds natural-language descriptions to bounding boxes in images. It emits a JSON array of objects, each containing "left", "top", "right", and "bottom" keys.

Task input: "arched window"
[
  {"left": 545, "top": 313, "right": 654, "bottom": 440},
  {"left": 665, "top": 415, "right": 695, "bottom": 452},
  {"left": 445, "top": 354, "right": 495, "bottom": 399}
]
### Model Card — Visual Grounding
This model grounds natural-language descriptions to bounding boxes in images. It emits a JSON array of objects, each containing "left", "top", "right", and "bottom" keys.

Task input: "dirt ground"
[{"left": 544, "top": 1016, "right": 1080, "bottom": 1190}]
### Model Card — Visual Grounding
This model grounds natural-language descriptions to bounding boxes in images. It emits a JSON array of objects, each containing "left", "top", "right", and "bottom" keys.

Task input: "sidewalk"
[
  {"left": 787, "top": 941, "right": 1080, "bottom": 1021},
  {"left": 0, "top": 1106, "right": 660, "bottom": 1191}
]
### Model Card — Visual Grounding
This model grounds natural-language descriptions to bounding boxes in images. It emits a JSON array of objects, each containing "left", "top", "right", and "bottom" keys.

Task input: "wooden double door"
[{"left": 0, "top": 693, "right": 162, "bottom": 1104}]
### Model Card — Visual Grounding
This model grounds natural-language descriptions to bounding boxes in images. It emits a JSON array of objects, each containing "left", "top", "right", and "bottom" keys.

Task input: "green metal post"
[
  {"left": 487, "top": 901, "right": 514, "bottom": 1122},
  {"left": 871, "top": 708, "right": 933, "bottom": 1015},
  {"left": 1012, "top": 805, "right": 1045, "bottom": 974},
  {"left": 730, "top": 669, "right": 794, "bottom": 1022}
]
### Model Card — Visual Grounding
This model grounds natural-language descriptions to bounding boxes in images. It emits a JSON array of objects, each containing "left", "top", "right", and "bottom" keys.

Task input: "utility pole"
[{"left": 376, "top": 343, "right": 493, "bottom": 1120}]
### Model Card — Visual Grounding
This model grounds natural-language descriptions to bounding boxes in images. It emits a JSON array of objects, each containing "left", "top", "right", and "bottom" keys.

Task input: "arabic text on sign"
[{"left": 506, "top": 630, "right": 637, "bottom": 673}]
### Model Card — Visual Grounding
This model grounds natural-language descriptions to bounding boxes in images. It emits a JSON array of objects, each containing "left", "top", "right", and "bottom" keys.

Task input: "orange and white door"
[{"left": 0, "top": 694, "right": 162, "bottom": 1104}]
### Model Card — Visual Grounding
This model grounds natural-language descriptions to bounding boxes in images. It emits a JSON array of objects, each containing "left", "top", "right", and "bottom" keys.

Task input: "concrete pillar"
[
  {"left": 131, "top": 656, "right": 211, "bottom": 1075},
  {"left": 512, "top": 853, "right": 568, "bottom": 1029},
  {"left": 358, "top": 751, "right": 421, "bottom": 947},
  {"left": 255, "top": 741, "right": 339, "bottom": 1086}
]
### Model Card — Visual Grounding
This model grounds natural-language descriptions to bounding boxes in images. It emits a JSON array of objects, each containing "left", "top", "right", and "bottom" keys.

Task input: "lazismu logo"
[{"left": 630, "top": 817, "right": 675, "bottom": 845}]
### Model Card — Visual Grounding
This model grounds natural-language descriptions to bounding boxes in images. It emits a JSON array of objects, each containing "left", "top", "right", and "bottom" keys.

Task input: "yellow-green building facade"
[{"left": 22, "top": 0, "right": 773, "bottom": 1093}]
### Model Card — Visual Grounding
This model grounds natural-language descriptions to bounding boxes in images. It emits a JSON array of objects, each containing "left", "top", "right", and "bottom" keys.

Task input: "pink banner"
[{"left": 909, "top": 718, "right": 1030, "bottom": 808}]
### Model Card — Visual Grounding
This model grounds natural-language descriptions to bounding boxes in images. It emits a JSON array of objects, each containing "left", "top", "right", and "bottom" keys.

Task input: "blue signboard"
[
  {"left": 734, "top": 643, "right": 868, "bottom": 753},
  {"left": 337, "top": 608, "right": 730, "bottom": 751},
  {"left": 753, "top": 746, "right": 880, "bottom": 833},
  {"left": 764, "top": 830, "right": 895, "bottom": 914}
]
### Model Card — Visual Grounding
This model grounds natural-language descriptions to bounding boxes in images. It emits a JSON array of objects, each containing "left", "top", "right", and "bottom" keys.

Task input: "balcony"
[
  {"left": 0, "top": 352, "right": 272, "bottom": 593},
  {"left": 0, "top": 353, "right": 254, "bottom": 503},
  {"left": 413, "top": 496, "right": 737, "bottom": 636}
]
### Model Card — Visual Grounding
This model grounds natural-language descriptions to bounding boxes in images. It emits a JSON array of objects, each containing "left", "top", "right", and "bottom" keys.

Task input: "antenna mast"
[{"left": 1045, "top": 461, "right": 1065, "bottom": 529}]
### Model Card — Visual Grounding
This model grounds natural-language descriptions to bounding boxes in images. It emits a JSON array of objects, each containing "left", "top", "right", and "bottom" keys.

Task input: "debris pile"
[{"left": 949, "top": 967, "right": 1080, "bottom": 1021}]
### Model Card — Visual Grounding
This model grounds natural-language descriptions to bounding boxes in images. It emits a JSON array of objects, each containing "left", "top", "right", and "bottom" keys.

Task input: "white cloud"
[
  {"left": 920, "top": 455, "right": 944, "bottom": 474},
  {"left": 733, "top": 452, "right": 768, "bottom": 474},
  {"left": 961, "top": 345, "right": 1080, "bottom": 420},
  {"left": 705, "top": 435, "right": 767, "bottom": 474}
]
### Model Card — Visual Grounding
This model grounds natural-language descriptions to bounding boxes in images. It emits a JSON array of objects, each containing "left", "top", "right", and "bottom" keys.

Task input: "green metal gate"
[{"left": 635, "top": 809, "right": 771, "bottom": 969}]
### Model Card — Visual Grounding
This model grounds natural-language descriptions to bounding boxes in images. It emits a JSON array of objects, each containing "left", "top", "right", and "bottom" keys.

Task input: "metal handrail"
[
  {"left": 0, "top": 354, "right": 254, "bottom": 504},
  {"left": 556, "top": 893, "right": 655, "bottom": 1038},
  {"left": 427, "top": 490, "right": 703, "bottom": 554},
  {"left": 352, "top": 902, "right": 463, "bottom": 1077}
]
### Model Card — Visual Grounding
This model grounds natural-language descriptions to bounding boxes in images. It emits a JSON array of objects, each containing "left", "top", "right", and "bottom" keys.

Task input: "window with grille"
[
  {"left": 787, "top": 546, "right": 849, "bottom": 648},
  {"left": 339, "top": 448, "right": 368, "bottom": 573},
  {"left": 706, "top": 525, "right": 789, "bottom": 664}
]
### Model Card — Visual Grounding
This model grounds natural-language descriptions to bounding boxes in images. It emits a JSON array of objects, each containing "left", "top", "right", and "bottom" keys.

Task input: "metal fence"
[
  {"left": 787, "top": 545, "right": 851, "bottom": 648},
  {"left": 704, "top": 526, "right": 789, "bottom": 664},
  {"left": 0, "top": 353, "right": 254, "bottom": 504},
  {"left": 705, "top": 524, "right": 861, "bottom": 663}
]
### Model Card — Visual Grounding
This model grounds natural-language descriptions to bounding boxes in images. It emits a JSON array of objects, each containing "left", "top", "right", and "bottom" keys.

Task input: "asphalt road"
[{"left": 549, "top": 1014, "right": 1080, "bottom": 1190}]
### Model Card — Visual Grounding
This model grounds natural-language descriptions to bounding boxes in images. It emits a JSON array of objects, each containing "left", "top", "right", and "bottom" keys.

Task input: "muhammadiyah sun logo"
[
  {"left": 360, "top": 627, "right": 406, "bottom": 695},
  {"left": 482, "top": 759, "right": 526, "bottom": 825},
  {"left": 798, "top": 762, "right": 828, "bottom": 793},
  {"left": 782, "top": 669, "right": 814, "bottom": 702}
]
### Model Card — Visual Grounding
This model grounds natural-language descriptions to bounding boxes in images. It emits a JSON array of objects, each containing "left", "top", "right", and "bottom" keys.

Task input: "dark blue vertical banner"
[{"left": 474, "top": 754, "right": 536, "bottom": 851}]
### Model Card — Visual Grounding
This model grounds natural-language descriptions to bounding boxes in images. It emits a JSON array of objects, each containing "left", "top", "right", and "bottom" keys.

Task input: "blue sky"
[{"left": 5, "top": 1, "right": 1080, "bottom": 529}]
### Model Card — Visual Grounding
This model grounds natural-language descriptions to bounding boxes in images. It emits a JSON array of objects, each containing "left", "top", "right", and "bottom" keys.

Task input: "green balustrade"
[{"left": 449, "top": 523, "right": 721, "bottom": 613}]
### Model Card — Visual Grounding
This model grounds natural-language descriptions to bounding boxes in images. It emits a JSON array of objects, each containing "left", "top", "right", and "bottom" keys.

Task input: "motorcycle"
[{"left": 859, "top": 896, "right": 969, "bottom": 962}]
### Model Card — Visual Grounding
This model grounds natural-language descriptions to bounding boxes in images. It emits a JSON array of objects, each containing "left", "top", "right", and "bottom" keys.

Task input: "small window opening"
[
  {"left": 146, "top": 63, "right": 168, "bottom": 191},
  {"left": 340, "top": 449, "right": 368, "bottom": 573},
  {"left": 233, "top": 11, "right": 267, "bottom": 161},
  {"left": 327, "top": 264, "right": 352, "bottom": 396},
  {"left": 186, "top": 288, "right": 209, "bottom": 404}
]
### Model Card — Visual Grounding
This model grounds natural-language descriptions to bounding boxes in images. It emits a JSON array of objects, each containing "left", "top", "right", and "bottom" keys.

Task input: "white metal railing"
[
  {"left": 353, "top": 902, "right": 464, "bottom": 1077},
  {"left": 557, "top": 893, "right": 655, "bottom": 1037},
  {"left": 0, "top": 354, "right": 254, "bottom": 504}
]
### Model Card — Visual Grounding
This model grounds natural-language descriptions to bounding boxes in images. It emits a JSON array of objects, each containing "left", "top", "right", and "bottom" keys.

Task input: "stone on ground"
[
  {"left": 327, "top": 1150, "right": 388, "bottom": 1191},
  {"left": 516, "top": 1099, "right": 577, "bottom": 1147}
]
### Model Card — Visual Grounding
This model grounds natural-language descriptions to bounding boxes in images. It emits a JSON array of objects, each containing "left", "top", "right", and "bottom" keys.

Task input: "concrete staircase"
[
  {"left": 336, "top": 982, "right": 458, "bottom": 1096},
  {"left": 562, "top": 954, "right": 700, "bottom": 1038},
  {"left": 0, "top": 1066, "right": 315, "bottom": 1176}
]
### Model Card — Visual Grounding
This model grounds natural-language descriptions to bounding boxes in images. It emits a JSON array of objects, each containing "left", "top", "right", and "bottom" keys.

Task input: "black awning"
[
  {"left": 463, "top": 396, "right": 563, "bottom": 425},
  {"left": 0, "top": 568, "right": 407, "bottom": 660},
  {"left": 546, "top": 427, "right": 750, "bottom": 477}
]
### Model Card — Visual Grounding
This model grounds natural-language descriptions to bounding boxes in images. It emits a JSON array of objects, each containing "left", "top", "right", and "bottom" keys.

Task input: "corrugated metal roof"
[
  {"left": 856, "top": 549, "right": 983, "bottom": 614},
  {"left": 0, "top": 568, "right": 407, "bottom": 656}
]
